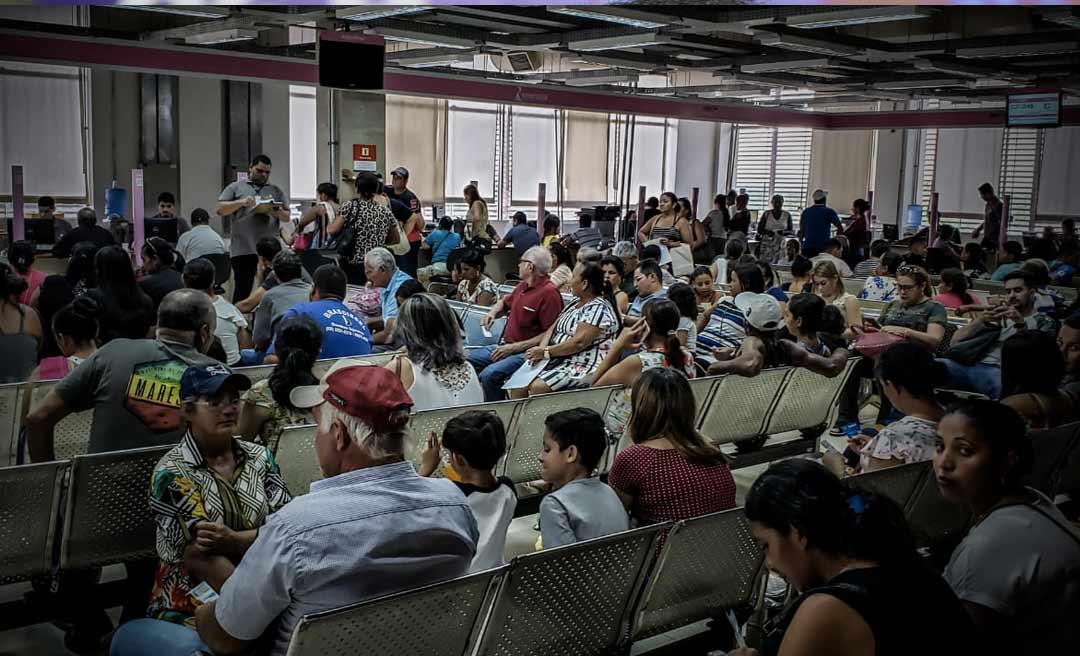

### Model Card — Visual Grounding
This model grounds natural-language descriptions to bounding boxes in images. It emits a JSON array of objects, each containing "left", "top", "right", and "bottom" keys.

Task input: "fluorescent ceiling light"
[
  {"left": 379, "top": 30, "right": 477, "bottom": 49},
  {"left": 563, "top": 73, "right": 638, "bottom": 87},
  {"left": 956, "top": 42, "right": 1079, "bottom": 58},
  {"left": 388, "top": 48, "right": 475, "bottom": 67},
  {"left": 756, "top": 33, "right": 859, "bottom": 57},
  {"left": 740, "top": 57, "right": 829, "bottom": 74},
  {"left": 336, "top": 6, "right": 430, "bottom": 22},
  {"left": 185, "top": 29, "right": 258, "bottom": 46},
  {"left": 117, "top": 5, "right": 230, "bottom": 20},
  {"left": 786, "top": 7, "right": 933, "bottom": 30},
  {"left": 874, "top": 78, "right": 971, "bottom": 90},
  {"left": 549, "top": 7, "right": 666, "bottom": 30},
  {"left": 568, "top": 33, "right": 670, "bottom": 52}
]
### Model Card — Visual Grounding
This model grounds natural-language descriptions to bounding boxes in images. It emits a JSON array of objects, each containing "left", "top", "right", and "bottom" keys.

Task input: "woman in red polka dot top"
[{"left": 607, "top": 368, "right": 737, "bottom": 524}]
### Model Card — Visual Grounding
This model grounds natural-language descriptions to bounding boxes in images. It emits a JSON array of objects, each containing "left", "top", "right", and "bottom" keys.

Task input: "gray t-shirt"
[
  {"left": 252, "top": 279, "right": 312, "bottom": 351},
  {"left": 945, "top": 490, "right": 1080, "bottom": 654},
  {"left": 540, "top": 477, "right": 629, "bottom": 549},
  {"left": 218, "top": 180, "right": 286, "bottom": 257},
  {"left": 54, "top": 338, "right": 216, "bottom": 453}
]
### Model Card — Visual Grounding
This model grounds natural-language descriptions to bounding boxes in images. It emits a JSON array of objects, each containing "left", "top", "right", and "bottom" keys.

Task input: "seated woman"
[
  {"left": 812, "top": 260, "right": 862, "bottom": 338},
  {"left": 238, "top": 315, "right": 321, "bottom": 451},
  {"left": 385, "top": 293, "right": 483, "bottom": 411},
  {"left": 730, "top": 459, "right": 973, "bottom": 656},
  {"left": 934, "top": 268, "right": 985, "bottom": 310},
  {"left": 600, "top": 255, "right": 630, "bottom": 316},
  {"left": 667, "top": 283, "right": 699, "bottom": 354},
  {"left": 690, "top": 265, "right": 720, "bottom": 315},
  {"left": 708, "top": 292, "right": 847, "bottom": 378},
  {"left": 454, "top": 248, "right": 498, "bottom": 307},
  {"left": 757, "top": 261, "right": 788, "bottom": 303},
  {"left": 781, "top": 254, "right": 813, "bottom": 294},
  {"left": 514, "top": 262, "right": 620, "bottom": 398},
  {"left": 0, "top": 263, "right": 42, "bottom": 384},
  {"left": 783, "top": 293, "right": 829, "bottom": 355},
  {"left": 595, "top": 300, "right": 693, "bottom": 436},
  {"left": 88, "top": 245, "right": 155, "bottom": 344},
  {"left": 1000, "top": 330, "right": 1074, "bottom": 429},
  {"left": 548, "top": 242, "right": 574, "bottom": 294},
  {"left": 825, "top": 343, "right": 944, "bottom": 477},
  {"left": 143, "top": 363, "right": 291, "bottom": 628},
  {"left": 695, "top": 263, "right": 761, "bottom": 367},
  {"left": 32, "top": 296, "right": 101, "bottom": 381},
  {"left": 935, "top": 400, "right": 1080, "bottom": 653},
  {"left": 138, "top": 237, "right": 185, "bottom": 314},
  {"left": 710, "top": 238, "right": 745, "bottom": 289},
  {"left": 607, "top": 368, "right": 736, "bottom": 524},
  {"left": 858, "top": 251, "right": 901, "bottom": 303}
]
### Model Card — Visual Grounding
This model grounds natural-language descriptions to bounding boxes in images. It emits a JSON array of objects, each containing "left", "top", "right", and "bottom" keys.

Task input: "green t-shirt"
[{"left": 879, "top": 298, "right": 948, "bottom": 333}]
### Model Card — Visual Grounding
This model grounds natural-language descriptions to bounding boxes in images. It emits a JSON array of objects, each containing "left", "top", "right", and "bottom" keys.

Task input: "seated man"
[
  {"left": 562, "top": 213, "right": 602, "bottom": 250},
  {"left": 51, "top": 207, "right": 115, "bottom": 258},
  {"left": 183, "top": 258, "right": 252, "bottom": 366},
  {"left": 176, "top": 208, "right": 226, "bottom": 263},
  {"left": 363, "top": 247, "right": 415, "bottom": 339},
  {"left": 469, "top": 245, "right": 563, "bottom": 401},
  {"left": 111, "top": 364, "right": 478, "bottom": 656},
  {"left": 267, "top": 264, "right": 372, "bottom": 361},
  {"left": 37, "top": 195, "right": 71, "bottom": 243},
  {"left": 243, "top": 251, "right": 312, "bottom": 365},
  {"left": 497, "top": 211, "right": 541, "bottom": 256},
  {"left": 626, "top": 259, "right": 668, "bottom": 320},
  {"left": 235, "top": 237, "right": 313, "bottom": 314},
  {"left": 940, "top": 271, "right": 1058, "bottom": 399},
  {"left": 810, "top": 238, "right": 854, "bottom": 278},
  {"left": 147, "top": 191, "right": 192, "bottom": 242}
]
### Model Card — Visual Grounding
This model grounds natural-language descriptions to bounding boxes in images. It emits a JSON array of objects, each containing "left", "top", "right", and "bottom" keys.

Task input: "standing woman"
[
  {"left": 607, "top": 368, "right": 736, "bottom": 525},
  {"left": 464, "top": 184, "right": 490, "bottom": 242},
  {"left": 843, "top": 198, "right": 871, "bottom": 265},
  {"left": 638, "top": 192, "right": 693, "bottom": 247},
  {"left": 726, "top": 193, "right": 752, "bottom": 242},
  {"left": 295, "top": 182, "right": 339, "bottom": 251},
  {"left": 756, "top": 195, "right": 792, "bottom": 264},
  {"left": 935, "top": 401, "right": 1080, "bottom": 653},
  {"left": 678, "top": 197, "right": 710, "bottom": 264},
  {"left": 704, "top": 194, "right": 731, "bottom": 257},
  {"left": 330, "top": 172, "right": 401, "bottom": 285},
  {"left": 0, "top": 263, "right": 42, "bottom": 383},
  {"left": 517, "top": 262, "right": 621, "bottom": 397}
]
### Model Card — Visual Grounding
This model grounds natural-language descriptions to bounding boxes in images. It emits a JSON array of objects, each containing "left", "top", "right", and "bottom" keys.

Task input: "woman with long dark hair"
[
  {"left": 548, "top": 242, "right": 574, "bottom": 293},
  {"left": 730, "top": 458, "right": 972, "bottom": 656},
  {"left": 86, "top": 245, "right": 155, "bottom": 344},
  {"left": 464, "top": 184, "right": 489, "bottom": 241},
  {"left": 638, "top": 191, "right": 693, "bottom": 247},
  {"left": 0, "top": 262, "right": 41, "bottom": 383},
  {"left": 238, "top": 314, "right": 321, "bottom": 450},
  {"left": 934, "top": 268, "right": 984, "bottom": 309},
  {"left": 515, "top": 262, "right": 621, "bottom": 397},
  {"left": 33, "top": 296, "right": 101, "bottom": 381},
  {"left": 607, "top": 368, "right": 735, "bottom": 524},
  {"left": 935, "top": 400, "right": 1080, "bottom": 653}
]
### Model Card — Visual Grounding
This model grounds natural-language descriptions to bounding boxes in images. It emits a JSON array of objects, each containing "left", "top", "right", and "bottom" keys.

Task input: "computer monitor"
[
  {"left": 6, "top": 218, "right": 57, "bottom": 245},
  {"left": 144, "top": 218, "right": 178, "bottom": 244}
]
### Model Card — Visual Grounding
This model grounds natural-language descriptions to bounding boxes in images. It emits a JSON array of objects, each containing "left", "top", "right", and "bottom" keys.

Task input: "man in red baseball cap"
[{"left": 186, "top": 362, "right": 478, "bottom": 656}]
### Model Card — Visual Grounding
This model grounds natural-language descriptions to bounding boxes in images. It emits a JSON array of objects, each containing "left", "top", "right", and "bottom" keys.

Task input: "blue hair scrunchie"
[{"left": 847, "top": 493, "right": 867, "bottom": 516}]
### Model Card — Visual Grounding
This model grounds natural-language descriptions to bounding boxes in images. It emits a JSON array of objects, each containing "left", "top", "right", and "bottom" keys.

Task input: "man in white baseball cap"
[{"left": 708, "top": 292, "right": 847, "bottom": 377}]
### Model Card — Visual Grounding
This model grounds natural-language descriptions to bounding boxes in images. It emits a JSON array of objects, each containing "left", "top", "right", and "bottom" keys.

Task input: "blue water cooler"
[
  {"left": 105, "top": 185, "right": 127, "bottom": 219},
  {"left": 904, "top": 204, "right": 922, "bottom": 235}
]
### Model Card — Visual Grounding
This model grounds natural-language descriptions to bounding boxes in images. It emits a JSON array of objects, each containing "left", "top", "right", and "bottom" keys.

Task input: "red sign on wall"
[{"left": 352, "top": 144, "right": 377, "bottom": 172}]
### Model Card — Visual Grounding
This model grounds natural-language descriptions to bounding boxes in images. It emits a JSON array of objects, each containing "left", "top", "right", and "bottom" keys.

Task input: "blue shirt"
[
  {"left": 269, "top": 299, "right": 372, "bottom": 359},
  {"left": 1051, "top": 262, "right": 1075, "bottom": 285},
  {"left": 426, "top": 229, "right": 462, "bottom": 264},
  {"left": 991, "top": 262, "right": 1022, "bottom": 282},
  {"left": 213, "top": 461, "right": 477, "bottom": 656},
  {"left": 627, "top": 288, "right": 668, "bottom": 319},
  {"left": 381, "top": 269, "right": 415, "bottom": 322},
  {"left": 503, "top": 224, "right": 541, "bottom": 255},
  {"left": 799, "top": 204, "right": 841, "bottom": 251}
]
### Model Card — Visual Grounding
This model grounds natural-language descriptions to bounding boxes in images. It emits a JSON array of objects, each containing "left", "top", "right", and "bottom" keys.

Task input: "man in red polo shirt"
[{"left": 470, "top": 245, "right": 564, "bottom": 401}]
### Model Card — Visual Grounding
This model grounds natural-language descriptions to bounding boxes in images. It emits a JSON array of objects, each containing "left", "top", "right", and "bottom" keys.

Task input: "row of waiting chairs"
[{"left": 0, "top": 449, "right": 982, "bottom": 653}]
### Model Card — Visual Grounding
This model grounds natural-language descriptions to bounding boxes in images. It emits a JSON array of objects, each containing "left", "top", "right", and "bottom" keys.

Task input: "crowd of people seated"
[{"left": 4, "top": 171, "right": 1080, "bottom": 656}]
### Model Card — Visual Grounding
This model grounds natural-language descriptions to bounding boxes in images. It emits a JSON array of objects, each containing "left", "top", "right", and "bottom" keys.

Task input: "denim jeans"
[
  {"left": 938, "top": 358, "right": 1002, "bottom": 399},
  {"left": 467, "top": 345, "right": 526, "bottom": 402},
  {"left": 238, "top": 348, "right": 266, "bottom": 366},
  {"left": 110, "top": 618, "right": 210, "bottom": 656}
]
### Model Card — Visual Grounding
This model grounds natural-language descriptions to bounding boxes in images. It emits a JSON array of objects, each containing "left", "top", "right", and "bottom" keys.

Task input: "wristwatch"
[{"left": 543, "top": 348, "right": 551, "bottom": 360}]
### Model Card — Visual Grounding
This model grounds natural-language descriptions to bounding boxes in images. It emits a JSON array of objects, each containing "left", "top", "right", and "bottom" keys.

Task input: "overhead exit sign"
[{"left": 1007, "top": 92, "right": 1062, "bottom": 127}]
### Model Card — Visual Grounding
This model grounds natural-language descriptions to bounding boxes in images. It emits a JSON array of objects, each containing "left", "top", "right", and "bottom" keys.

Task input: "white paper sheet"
[{"left": 502, "top": 358, "right": 548, "bottom": 390}]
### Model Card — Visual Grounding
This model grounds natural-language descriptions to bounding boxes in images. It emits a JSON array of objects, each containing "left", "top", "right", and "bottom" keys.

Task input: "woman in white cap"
[{"left": 707, "top": 292, "right": 847, "bottom": 378}]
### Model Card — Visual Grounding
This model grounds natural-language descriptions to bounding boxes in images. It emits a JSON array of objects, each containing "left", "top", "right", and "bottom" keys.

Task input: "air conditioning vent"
[{"left": 504, "top": 51, "right": 543, "bottom": 72}]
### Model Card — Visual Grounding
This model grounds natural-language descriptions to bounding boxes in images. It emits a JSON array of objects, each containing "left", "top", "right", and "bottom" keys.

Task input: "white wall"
[
  {"left": 1038, "top": 126, "right": 1080, "bottom": 216},
  {"left": 261, "top": 82, "right": 292, "bottom": 203},
  {"left": 178, "top": 77, "right": 223, "bottom": 227},
  {"left": 870, "top": 128, "right": 905, "bottom": 226},
  {"left": 808, "top": 129, "right": 874, "bottom": 214},
  {"left": 90, "top": 69, "right": 140, "bottom": 214},
  {"left": 935, "top": 127, "right": 1003, "bottom": 214},
  {"left": 673, "top": 119, "right": 719, "bottom": 209}
]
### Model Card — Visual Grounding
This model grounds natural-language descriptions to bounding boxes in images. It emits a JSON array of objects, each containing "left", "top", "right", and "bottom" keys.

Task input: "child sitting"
[
  {"left": 538, "top": 408, "right": 629, "bottom": 549},
  {"left": 783, "top": 293, "right": 829, "bottom": 355},
  {"left": 420, "top": 411, "right": 516, "bottom": 571}
]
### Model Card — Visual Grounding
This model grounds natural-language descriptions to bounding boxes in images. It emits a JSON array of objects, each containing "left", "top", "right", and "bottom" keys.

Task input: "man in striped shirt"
[{"left": 853, "top": 239, "right": 890, "bottom": 278}]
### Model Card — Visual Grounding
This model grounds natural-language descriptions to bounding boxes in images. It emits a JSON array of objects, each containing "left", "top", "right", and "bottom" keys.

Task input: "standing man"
[
  {"left": 798, "top": 189, "right": 843, "bottom": 259},
  {"left": 972, "top": 182, "right": 1003, "bottom": 252},
  {"left": 386, "top": 166, "right": 421, "bottom": 215},
  {"left": 217, "top": 155, "right": 289, "bottom": 303}
]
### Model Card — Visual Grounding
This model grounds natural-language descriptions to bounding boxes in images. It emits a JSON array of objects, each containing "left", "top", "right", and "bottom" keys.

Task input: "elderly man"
[
  {"left": 109, "top": 363, "right": 478, "bottom": 656},
  {"left": 468, "top": 245, "right": 563, "bottom": 401},
  {"left": 51, "top": 206, "right": 115, "bottom": 258},
  {"left": 364, "top": 247, "right": 415, "bottom": 330}
]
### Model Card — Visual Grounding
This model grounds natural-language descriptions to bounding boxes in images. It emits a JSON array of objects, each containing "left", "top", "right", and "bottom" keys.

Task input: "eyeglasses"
[
  {"left": 187, "top": 395, "right": 241, "bottom": 410},
  {"left": 896, "top": 283, "right": 917, "bottom": 291}
]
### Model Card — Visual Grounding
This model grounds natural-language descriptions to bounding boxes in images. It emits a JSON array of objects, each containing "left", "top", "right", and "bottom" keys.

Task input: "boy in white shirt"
[
  {"left": 538, "top": 408, "right": 629, "bottom": 549},
  {"left": 420, "top": 411, "right": 516, "bottom": 571}
]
